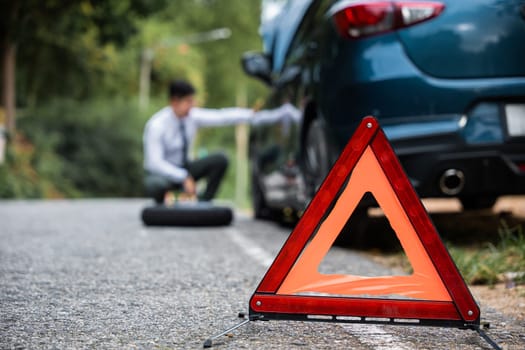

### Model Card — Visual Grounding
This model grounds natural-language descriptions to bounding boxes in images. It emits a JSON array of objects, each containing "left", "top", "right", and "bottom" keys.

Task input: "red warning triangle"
[{"left": 249, "top": 116, "right": 480, "bottom": 327}]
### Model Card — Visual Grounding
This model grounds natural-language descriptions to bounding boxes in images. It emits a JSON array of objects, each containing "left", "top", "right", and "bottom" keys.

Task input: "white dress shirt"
[{"left": 143, "top": 106, "right": 253, "bottom": 183}]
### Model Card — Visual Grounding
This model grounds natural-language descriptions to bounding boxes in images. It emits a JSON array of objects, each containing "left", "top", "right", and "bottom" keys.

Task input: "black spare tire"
[{"left": 141, "top": 202, "right": 233, "bottom": 226}]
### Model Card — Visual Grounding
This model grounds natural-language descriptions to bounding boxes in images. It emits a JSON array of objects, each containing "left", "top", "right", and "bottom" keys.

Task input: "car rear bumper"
[
  {"left": 326, "top": 88, "right": 525, "bottom": 199},
  {"left": 396, "top": 144, "right": 525, "bottom": 199}
]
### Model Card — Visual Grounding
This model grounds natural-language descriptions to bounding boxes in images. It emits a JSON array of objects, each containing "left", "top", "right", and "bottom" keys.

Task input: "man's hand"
[
  {"left": 252, "top": 98, "right": 264, "bottom": 112},
  {"left": 182, "top": 175, "right": 197, "bottom": 200}
]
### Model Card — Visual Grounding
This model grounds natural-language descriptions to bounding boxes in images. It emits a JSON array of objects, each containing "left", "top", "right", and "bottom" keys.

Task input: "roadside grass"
[
  {"left": 448, "top": 220, "right": 525, "bottom": 286},
  {"left": 378, "top": 221, "right": 525, "bottom": 288}
]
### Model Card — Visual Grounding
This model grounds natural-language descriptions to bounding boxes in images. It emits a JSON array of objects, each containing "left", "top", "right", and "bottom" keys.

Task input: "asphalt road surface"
[{"left": 1, "top": 199, "right": 523, "bottom": 349}]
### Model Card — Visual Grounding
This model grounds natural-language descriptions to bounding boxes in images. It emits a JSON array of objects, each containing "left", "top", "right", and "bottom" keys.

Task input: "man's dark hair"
[{"left": 169, "top": 80, "right": 196, "bottom": 99}]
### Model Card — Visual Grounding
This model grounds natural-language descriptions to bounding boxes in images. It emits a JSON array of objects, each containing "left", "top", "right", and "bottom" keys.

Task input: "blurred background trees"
[{"left": 0, "top": 0, "right": 266, "bottom": 204}]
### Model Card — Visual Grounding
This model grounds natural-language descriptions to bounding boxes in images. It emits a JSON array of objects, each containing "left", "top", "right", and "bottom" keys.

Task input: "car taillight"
[{"left": 329, "top": 1, "right": 445, "bottom": 39}]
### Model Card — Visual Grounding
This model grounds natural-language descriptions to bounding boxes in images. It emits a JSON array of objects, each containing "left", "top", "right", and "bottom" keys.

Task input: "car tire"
[
  {"left": 302, "top": 119, "right": 372, "bottom": 246},
  {"left": 141, "top": 202, "right": 233, "bottom": 226},
  {"left": 251, "top": 176, "right": 275, "bottom": 220},
  {"left": 303, "top": 119, "right": 331, "bottom": 199},
  {"left": 459, "top": 195, "right": 498, "bottom": 210}
]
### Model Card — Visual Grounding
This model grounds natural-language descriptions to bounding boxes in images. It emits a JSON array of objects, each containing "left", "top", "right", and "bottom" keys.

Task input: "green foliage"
[
  {"left": 5, "top": 0, "right": 266, "bottom": 107},
  {"left": 448, "top": 221, "right": 525, "bottom": 286},
  {"left": 192, "top": 0, "right": 266, "bottom": 107},
  {"left": 134, "top": 0, "right": 265, "bottom": 107},
  {"left": 1, "top": 0, "right": 266, "bottom": 200},
  {"left": 14, "top": 98, "right": 147, "bottom": 197},
  {"left": 0, "top": 131, "right": 76, "bottom": 198},
  {"left": 3, "top": 0, "right": 167, "bottom": 105}
]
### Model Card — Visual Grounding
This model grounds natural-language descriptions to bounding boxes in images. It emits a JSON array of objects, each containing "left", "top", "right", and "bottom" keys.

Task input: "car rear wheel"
[
  {"left": 251, "top": 175, "right": 274, "bottom": 220},
  {"left": 303, "top": 119, "right": 331, "bottom": 199},
  {"left": 302, "top": 119, "right": 372, "bottom": 246}
]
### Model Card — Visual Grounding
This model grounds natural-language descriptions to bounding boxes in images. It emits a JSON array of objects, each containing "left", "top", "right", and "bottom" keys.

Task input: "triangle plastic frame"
[{"left": 249, "top": 116, "right": 480, "bottom": 328}]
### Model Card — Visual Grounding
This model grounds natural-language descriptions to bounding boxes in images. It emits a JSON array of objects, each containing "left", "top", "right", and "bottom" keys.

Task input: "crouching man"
[{"left": 143, "top": 80, "right": 253, "bottom": 204}]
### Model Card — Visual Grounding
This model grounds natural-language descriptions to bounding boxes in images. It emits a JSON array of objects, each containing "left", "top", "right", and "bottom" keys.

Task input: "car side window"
[{"left": 285, "top": 0, "right": 330, "bottom": 67}]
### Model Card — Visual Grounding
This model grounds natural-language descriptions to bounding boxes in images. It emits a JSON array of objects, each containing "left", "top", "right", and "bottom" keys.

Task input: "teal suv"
[{"left": 244, "top": 0, "right": 525, "bottom": 221}]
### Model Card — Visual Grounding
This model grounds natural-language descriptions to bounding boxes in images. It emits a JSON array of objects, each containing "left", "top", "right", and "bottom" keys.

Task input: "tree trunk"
[
  {"left": 235, "top": 87, "right": 248, "bottom": 207},
  {"left": 2, "top": 39, "right": 17, "bottom": 136}
]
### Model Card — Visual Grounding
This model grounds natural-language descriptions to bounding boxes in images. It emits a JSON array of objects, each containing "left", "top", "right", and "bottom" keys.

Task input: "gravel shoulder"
[
  {"left": 470, "top": 284, "right": 525, "bottom": 321},
  {"left": 425, "top": 195, "right": 525, "bottom": 323}
]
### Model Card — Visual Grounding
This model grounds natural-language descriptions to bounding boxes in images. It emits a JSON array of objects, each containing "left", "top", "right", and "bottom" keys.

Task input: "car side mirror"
[{"left": 241, "top": 52, "right": 272, "bottom": 85}]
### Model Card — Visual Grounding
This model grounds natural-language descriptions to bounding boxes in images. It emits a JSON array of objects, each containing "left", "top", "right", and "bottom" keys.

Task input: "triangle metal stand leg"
[
  {"left": 203, "top": 314, "right": 254, "bottom": 348},
  {"left": 474, "top": 326, "right": 502, "bottom": 350}
]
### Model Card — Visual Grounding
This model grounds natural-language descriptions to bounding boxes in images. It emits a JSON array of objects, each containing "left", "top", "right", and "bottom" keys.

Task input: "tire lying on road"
[{"left": 141, "top": 202, "right": 233, "bottom": 226}]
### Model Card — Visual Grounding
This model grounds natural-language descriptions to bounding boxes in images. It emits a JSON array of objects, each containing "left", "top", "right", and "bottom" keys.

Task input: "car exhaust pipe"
[{"left": 439, "top": 169, "right": 465, "bottom": 195}]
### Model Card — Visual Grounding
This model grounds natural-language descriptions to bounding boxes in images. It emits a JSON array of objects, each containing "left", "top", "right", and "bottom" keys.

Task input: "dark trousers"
[{"left": 144, "top": 153, "right": 229, "bottom": 204}]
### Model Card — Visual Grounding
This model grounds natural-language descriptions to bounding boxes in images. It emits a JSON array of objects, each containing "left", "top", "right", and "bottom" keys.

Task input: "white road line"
[
  {"left": 225, "top": 227, "right": 274, "bottom": 268},
  {"left": 225, "top": 226, "right": 415, "bottom": 350}
]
